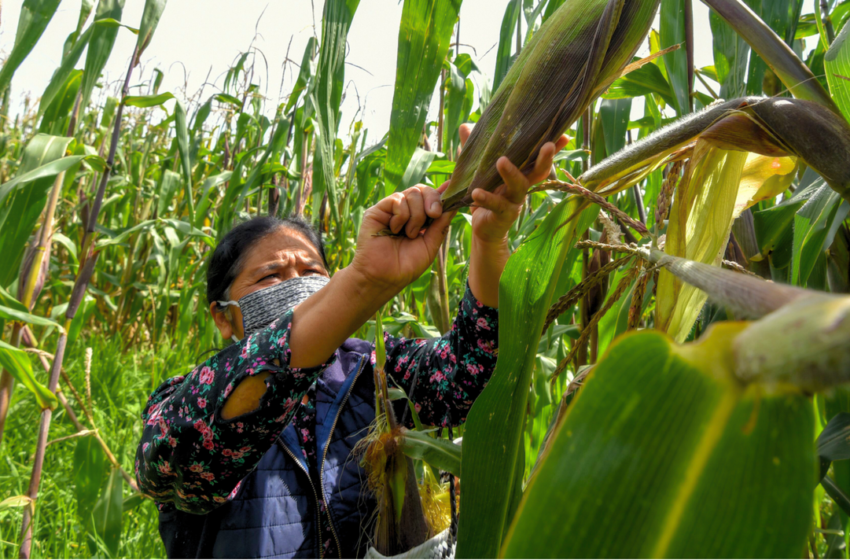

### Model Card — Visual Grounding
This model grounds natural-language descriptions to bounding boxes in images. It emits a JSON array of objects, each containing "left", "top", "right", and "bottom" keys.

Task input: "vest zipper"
[
  {"left": 320, "top": 356, "right": 367, "bottom": 559},
  {"left": 280, "top": 443, "right": 326, "bottom": 559}
]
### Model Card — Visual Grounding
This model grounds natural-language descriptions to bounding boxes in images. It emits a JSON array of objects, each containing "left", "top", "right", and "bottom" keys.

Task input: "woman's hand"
[
  {"left": 351, "top": 186, "right": 455, "bottom": 292},
  {"left": 466, "top": 124, "right": 570, "bottom": 245},
  {"left": 460, "top": 123, "right": 569, "bottom": 307}
]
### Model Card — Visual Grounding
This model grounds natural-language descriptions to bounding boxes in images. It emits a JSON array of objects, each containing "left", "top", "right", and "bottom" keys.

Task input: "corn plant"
[{"left": 0, "top": 0, "right": 849, "bottom": 558}]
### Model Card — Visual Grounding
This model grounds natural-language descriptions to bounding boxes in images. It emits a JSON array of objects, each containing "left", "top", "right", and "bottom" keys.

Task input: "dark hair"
[{"left": 206, "top": 215, "right": 328, "bottom": 306}]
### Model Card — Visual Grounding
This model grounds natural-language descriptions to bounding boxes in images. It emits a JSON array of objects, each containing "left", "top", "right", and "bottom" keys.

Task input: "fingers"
[
  {"left": 370, "top": 186, "right": 443, "bottom": 239},
  {"left": 471, "top": 187, "right": 520, "bottom": 220},
  {"left": 389, "top": 193, "right": 411, "bottom": 235},
  {"left": 403, "top": 188, "right": 427, "bottom": 238},
  {"left": 421, "top": 209, "right": 456, "bottom": 256},
  {"left": 459, "top": 123, "right": 472, "bottom": 149},
  {"left": 496, "top": 156, "right": 531, "bottom": 205}
]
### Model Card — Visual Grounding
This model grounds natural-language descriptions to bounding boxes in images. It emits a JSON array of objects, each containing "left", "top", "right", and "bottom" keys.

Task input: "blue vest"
[{"left": 158, "top": 338, "right": 387, "bottom": 559}]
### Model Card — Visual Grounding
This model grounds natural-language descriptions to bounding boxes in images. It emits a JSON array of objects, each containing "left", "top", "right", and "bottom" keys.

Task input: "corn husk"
[{"left": 441, "top": 0, "right": 661, "bottom": 211}]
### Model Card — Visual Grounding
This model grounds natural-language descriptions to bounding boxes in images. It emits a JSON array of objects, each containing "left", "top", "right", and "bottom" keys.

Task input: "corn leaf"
[
  {"left": 656, "top": 145, "right": 748, "bottom": 341},
  {"left": 384, "top": 0, "right": 462, "bottom": 192},
  {"left": 284, "top": 38, "right": 317, "bottom": 114},
  {"left": 134, "top": 0, "right": 167, "bottom": 65},
  {"left": 503, "top": 327, "right": 814, "bottom": 557},
  {"left": 703, "top": 0, "right": 837, "bottom": 113},
  {"left": 123, "top": 92, "right": 174, "bottom": 108},
  {"left": 0, "top": 305, "right": 61, "bottom": 331},
  {"left": 39, "top": 25, "right": 96, "bottom": 117},
  {"left": 400, "top": 429, "right": 461, "bottom": 476},
  {"left": 709, "top": 0, "right": 755, "bottom": 98},
  {"left": 73, "top": 436, "right": 107, "bottom": 523},
  {"left": 80, "top": 0, "right": 126, "bottom": 112},
  {"left": 744, "top": 0, "right": 803, "bottom": 97},
  {"left": 174, "top": 99, "right": 195, "bottom": 222},
  {"left": 456, "top": 197, "right": 591, "bottom": 558},
  {"left": 493, "top": 0, "right": 522, "bottom": 91},
  {"left": 825, "top": 21, "right": 850, "bottom": 123},
  {"left": 308, "top": 0, "right": 360, "bottom": 224},
  {"left": 0, "top": 135, "right": 75, "bottom": 289},
  {"left": 0, "top": 340, "right": 57, "bottom": 411},
  {"left": 659, "top": 0, "right": 690, "bottom": 114},
  {"left": 0, "top": 0, "right": 62, "bottom": 95}
]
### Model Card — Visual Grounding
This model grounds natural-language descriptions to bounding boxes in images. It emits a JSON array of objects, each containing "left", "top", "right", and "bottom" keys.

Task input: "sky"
[{"left": 0, "top": 0, "right": 718, "bottom": 143}]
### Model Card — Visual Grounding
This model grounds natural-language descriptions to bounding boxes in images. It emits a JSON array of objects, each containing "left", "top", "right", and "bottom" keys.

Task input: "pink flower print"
[
  {"left": 414, "top": 403, "right": 422, "bottom": 413},
  {"left": 214, "top": 496, "right": 228, "bottom": 504},
  {"left": 467, "top": 363, "right": 479, "bottom": 375},
  {"left": 200, "top": 472, "right": 215, "bottom": 481},
  {"left": 301, "top": 428, "right": 310, "bottom": 441},
  {"left": 199, "top": 366, "right": 215, "bottom": 385},
  {"left": 197, "top": 397, "right": 207, "bottom": 409},
  {"left": 476, "top": 318, "right": 490, "bottom": 330},
  {"left": 224, "top": 384, "right": 233, "bottom": 398},
  {"left": 158, "top": 462, "right": 172, "bottom": 474},
  {"left": 240, "top": 446, "right": 251, "bottom": 453},
  {"left": 203, "top": 439, "right": 215, "bottom": 451},
  {"left": 229, "top": 481, "right": 243, "bottom": 498},
  {"left": 222, "top": 449, "right": 232, "bottom": 457},
  {"left": 370, "top": 351, "right": 376, "bottom": 365},
  {"left": 240, "top": 344, "right": 250, "bottom": 359},
  {"left": 476, "top": 300, "right": 483, "bottom": 308},
  {"left": 231, "top": 451, "right": 244, "bottom": 460},
  {"left": 169, "top": 437, "right": 177, "bottom": 448},
  {"left": 193, "top": 419, "right": 207, "bottom": 432},
  {"left": 143, "top": 442, "right": 150, "bottom": 452},
  {"left": 190, "top": 463, "right": 204, "bottom": 473},
  {"left": 477, "top": 339, "right": 494, "bottom": 354},
  {"left": 277, "top": 335, "right": 287, "bottom": 348},
  {"left": 430, "top": 371, "right": 445, "bottom": 383}
]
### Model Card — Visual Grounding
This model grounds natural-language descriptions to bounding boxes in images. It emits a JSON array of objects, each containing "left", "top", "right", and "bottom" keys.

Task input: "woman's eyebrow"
[{"left": 252, "top": 262, "right": 286, "bottom": 278}]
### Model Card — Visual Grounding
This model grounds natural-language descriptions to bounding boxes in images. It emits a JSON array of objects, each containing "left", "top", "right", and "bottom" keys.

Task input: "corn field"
[{"left": 1, "top": 0, "right": 850, "bottom": 557}]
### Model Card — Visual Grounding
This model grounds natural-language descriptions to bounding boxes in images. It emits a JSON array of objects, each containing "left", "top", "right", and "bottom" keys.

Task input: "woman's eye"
[{"left": 260, "top": 273, "right": 279, "bottom": 282}]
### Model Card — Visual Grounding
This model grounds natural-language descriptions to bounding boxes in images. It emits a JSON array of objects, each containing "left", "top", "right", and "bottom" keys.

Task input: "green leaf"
[
  {"left": 493, "top": 0, "right": 521, "bottom": 91},
  {"left": 399, "top": 148, "right": 438, "bottom": 193},
  {"left": 660, "top": 0, "right": 691, "bottom": 114},
  {"left": 599, "top": 97, "right": 631, "bottom": 156},
  {"left": 744, "top": 0, "right": 803, "bottom": 96},
  {"left": 74, "top": 436, "right": 106, "bottom": 523},
  {"left": 383, "top": 0, "right": 462, "bottom": 192},
  {"left": 0, "top": 134, "right": 74, "bottom": 289},
  {"left": 174, "top": 99, "right": 195, "bottom": 222},
  {"left": 791, "top": 183, "right": 847, "bottom": 287},
  {"left": 90, "top": 468, "right": 123, "bottom": 557},
  {"left": 39, "top": 25, "right": 94, "bottom": 117},
  {"left": 0, "top": 305, "right": 62, "bottom": 331},
  {"left": 123, "top": 91, "right": 174, "bottom": 107},
  {"left": 400, "top": 429, "right": 461, "bottom": 477},
  {"left": 134, "top": 0, "right": 167, "bottom": 63},
  {"left": 825, "top": 20, "right": 850, "bottom": 123},
  {"left": 0, "top": 0, "right": 62, "bottom": 95},
  {"left": 603, "top": 60, "right": 676, "bottom": 106},
  {"left": 80, "top": 0, "right": 126, "bottom": 111},
  {"left": 709, "top": 0, "right": 755, "bottom": 98},
  {"left": 819, "top": 412, "right": 850, "bottom": 463},
  {"left": 503, "top": 328, "right": 814, "bottom": 558},
  {"left": 308, "top": 0, "right": 361, "bottom": 224},
  {"left": 457, "top": 198, "right": 590, "bottom": 558},
  {"left": 285, "top": 37, "right": 317, "bottom": 114},
  {"left": 0, "top": 340, "right": 57, "bottom": 410},
  {"left": 704, "top": 0, "right": 838, "bottom": 113}
]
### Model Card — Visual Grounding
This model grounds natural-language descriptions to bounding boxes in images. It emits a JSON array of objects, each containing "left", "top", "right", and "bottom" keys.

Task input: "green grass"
[{"left": 0, "top": 333, "right": 202, "bottom": 559}]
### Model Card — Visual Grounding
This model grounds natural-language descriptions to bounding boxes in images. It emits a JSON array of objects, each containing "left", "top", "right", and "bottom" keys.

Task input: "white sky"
[{"left": 0, "top": 0, "right": 718, "bottom": 142}]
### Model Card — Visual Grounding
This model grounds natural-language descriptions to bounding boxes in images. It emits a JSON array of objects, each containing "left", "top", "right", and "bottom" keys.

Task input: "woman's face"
[{"left": 210, "top": 227, "right": 329, "bottom": 340}]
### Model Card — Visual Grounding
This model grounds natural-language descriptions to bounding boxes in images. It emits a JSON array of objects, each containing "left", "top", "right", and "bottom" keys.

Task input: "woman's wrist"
[{"left": 469, "top": 235, "right": 511, "bottom": 308}]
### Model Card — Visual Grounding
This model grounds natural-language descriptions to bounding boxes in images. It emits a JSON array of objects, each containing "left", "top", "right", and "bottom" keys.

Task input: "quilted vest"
[{"left": 158, "top": 338, "right": 385, "bottom": 559}]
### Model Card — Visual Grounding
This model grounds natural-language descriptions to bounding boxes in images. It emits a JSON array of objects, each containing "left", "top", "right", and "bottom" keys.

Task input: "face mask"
[{"left": 218, "top": 275, "right": 330, "bottom": 340}]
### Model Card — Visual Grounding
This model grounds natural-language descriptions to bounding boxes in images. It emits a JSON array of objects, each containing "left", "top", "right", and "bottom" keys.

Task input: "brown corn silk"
[{"left": 441, "top": 0, "right": 662, "bottom": 211}]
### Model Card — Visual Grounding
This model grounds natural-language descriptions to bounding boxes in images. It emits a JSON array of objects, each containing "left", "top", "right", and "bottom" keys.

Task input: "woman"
[{"left": 136, "top": 126, "right": 567, "bottom": 559}]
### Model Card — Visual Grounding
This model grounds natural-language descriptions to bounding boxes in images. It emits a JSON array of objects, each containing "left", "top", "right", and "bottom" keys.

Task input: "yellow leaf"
[{"left": 733, "top": 154, "right": 797, "bottom": 218}]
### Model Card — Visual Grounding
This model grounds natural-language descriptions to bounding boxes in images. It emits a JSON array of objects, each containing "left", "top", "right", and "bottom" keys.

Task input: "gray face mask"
[{"left": 218, "top": 275, "right": 330, "bottom": 341}]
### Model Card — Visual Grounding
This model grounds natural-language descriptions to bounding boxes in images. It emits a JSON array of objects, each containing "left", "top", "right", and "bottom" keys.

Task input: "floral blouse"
[{"left": 135, "top": 285, "right": 499, "bottom": 522}]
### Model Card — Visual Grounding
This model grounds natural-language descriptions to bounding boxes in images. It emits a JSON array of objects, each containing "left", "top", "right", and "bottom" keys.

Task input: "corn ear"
[{"left": 441, "top": 0, "right": 661, "bottom": 211}]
